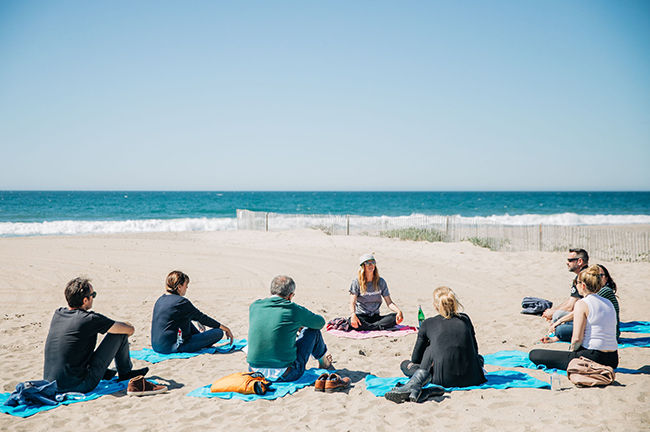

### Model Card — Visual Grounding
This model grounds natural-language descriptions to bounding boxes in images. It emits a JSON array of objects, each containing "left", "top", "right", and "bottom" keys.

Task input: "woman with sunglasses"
[
  {"left": 151, "top": 270, "right": 233, "bottom": 354},
  {"left": 545, "top": 264, "right": 620, "bottom": 343},
  {"left": 349, "top": 254, "right": 403, "bottom": 330},
  {"left": 530, "top": 265, "right": 618, "bottom": 370}
]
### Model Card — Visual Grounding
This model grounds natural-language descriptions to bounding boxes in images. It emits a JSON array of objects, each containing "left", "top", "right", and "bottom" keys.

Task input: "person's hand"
[
  {"left": 395, "top": 310, "right": 404, "bottom": 324},
  {"left": 542, "top": 309, "right": 553, "bottom": 321},
  {"left": 350, "top": 314, "right": 360, "bottom": 329},
  {"left": 220, "top": 324, "right": 233, "bottom": 344}
]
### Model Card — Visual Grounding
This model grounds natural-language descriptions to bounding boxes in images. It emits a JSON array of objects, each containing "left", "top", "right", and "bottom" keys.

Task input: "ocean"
[{"left": 1, "top": 191, "right": 649, "bottom": 237}]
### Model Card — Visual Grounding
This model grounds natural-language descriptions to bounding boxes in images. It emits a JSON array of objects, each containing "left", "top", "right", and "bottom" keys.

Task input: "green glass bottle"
[{"left": 417, "top": 305, "right": 425, "bottom": 328}]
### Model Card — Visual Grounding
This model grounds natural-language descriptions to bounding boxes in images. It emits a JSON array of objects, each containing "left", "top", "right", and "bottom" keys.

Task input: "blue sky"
[{"left": 0, "top": 1, "right": 648, "bottom": 191}]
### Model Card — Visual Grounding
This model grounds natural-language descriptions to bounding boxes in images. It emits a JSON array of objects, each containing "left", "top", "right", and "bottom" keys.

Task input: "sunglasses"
[
  {"left": 363, "top": 260, "right": 376, "bottom": 266},
  {"left": 87, "top": 291, "right": 97, "bottom": 298},
  {"left": 567, "top": 258, "right": 580, "bottom": 262}
]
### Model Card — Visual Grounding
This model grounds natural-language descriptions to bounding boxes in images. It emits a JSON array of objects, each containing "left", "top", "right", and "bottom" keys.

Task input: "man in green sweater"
[{"left": 247, "top": 275, "right": 333, "bottom": 382}]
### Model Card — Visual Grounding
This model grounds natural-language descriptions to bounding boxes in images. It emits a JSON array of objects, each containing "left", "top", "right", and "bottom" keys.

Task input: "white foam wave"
[
  {"left": 0, "top": 217, "right": 237, "bottom": 237},
  {"left": 459, "top": 213, "right": 650, "bottom": 226},
  {"left": 2, "top": 213, "right": 648, "bottom": 237}
]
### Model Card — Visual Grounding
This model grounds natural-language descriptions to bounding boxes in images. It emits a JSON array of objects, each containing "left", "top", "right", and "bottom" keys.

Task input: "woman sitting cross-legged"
[
  {"left": 530, "top": 265, "right": 619, "bottom": 371},
  {"left": 349, "top": 253, "right": 403, "bottom": 331},
  {"left": 545, "top": 263, "right": 620, "bottom": 343},
  {"left": 151, "top": 270, "right": 233, "bottom": 354},
  {"left": 385, "top": 286, "right": 486, "bottom": 403}
]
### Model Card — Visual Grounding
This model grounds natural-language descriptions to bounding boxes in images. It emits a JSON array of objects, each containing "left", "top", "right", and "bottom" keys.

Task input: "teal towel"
[
  {"left": 617, "top": 337, "right": 650, "bottom": 349},
  {"left": 130, "top": 339, "right": 247, "bottom": 364},
  {"left": 620, "top": 321, "right": 650, "bottom": 334},
  {"left": 365, "top": 370, "right": 550, "bottom": 397},
  {"left": 484, "top": 349, "right": 644, "bottom": 374},
  {"left": 0, "top": 379, "right": 127, "bottom": 418},
  {"left": 187, "top": 368, "right": 331, "bottom": 401}
]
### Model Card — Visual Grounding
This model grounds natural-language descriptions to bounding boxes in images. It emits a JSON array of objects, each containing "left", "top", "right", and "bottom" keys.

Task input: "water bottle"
[
  {"left": 550, "top": 369, "right": 561, "bottom": 391},
  {"left": 417, "top": 305, "right": 425, "bottom": 328},
  {"left": 176, "top": 328, "right": 183, "bottom": 348}
]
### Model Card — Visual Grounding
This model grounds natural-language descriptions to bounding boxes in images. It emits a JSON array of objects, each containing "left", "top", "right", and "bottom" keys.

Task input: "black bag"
[{"left": 521, "top": 297, "right": 553, "bottom": 315}]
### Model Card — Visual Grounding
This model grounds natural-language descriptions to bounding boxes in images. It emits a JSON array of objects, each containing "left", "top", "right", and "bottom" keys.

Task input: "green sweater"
[{"left": 247, "top": 296, "right": 326, "bottom": 368}]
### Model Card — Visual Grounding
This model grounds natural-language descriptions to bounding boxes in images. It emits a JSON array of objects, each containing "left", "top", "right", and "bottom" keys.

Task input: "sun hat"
[{"left": 359, "top": 253, "right": 375, "bottom": 266}]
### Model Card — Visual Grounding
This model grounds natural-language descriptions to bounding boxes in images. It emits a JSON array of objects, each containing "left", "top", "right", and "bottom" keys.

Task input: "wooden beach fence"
[{"left": 236, "top": 210, "right": 649, "bottom": 263}]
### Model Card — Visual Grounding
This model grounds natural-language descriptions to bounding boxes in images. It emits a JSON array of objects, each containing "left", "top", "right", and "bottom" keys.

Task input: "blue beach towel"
[
  {"left": 0, "top": 379, "right": 127, "bottom": 418},
  {"left": 617, "top": 337, "right": 650, "bottom": 349},
  {"left": 130, "top": 339, "right": 247, "bottom": 364},
  {"left": 620, "top": 321, "right": 650, "bottom": 334},
  {"left": 483, "top": 349, "right": 645, "bottom": 375},
  {"left": 365, "top": 370, "right": 550, "bottom": 397},
  {"left": 483, "top": 350, "right": 568, "bottom": 376},
  {"left": 187, "top": 368, "right": 330, "bottom": 401}
]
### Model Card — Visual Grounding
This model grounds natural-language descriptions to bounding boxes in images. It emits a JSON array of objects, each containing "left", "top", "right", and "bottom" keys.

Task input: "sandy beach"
[{"left": 1, "top": 229, "right": 649, "bottom": 431}]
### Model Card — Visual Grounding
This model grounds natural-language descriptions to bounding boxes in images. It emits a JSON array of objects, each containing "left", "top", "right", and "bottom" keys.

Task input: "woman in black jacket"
[{"left": 385, "top": 286, "right": 486, "bottom": 403}]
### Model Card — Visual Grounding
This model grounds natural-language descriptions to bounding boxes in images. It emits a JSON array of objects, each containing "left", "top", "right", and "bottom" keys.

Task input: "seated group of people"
[
  {"left": 42, "top": 248, "right": 619, "bottom": 402},
  {"left": 529, "top": 248, "right": 620, "bottom": 371}
]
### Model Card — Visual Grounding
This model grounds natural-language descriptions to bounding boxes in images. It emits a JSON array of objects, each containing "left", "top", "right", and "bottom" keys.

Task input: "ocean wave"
[
  {"left": 342, "top": 213, "right": 650, "bottom": 227},
  {"left": 461, "top": 213, "right": 650, "bottom": 226},
  {"left": 0, "top": 217, "right": 237, "bottom": 237},
  {"left": 1, "top": 213, "right": 648, "bottom": 237}
]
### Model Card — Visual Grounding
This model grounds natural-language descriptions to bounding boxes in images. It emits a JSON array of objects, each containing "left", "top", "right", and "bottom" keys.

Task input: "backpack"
[
  {"left": 521, "top": 297, "right": 553, "bottom": 315},
  {"left": 567, "top": 356, "right": 616, "bottom": 387},
  {"left": 210, "top": 372, "right": 272, "bottom": 395}
]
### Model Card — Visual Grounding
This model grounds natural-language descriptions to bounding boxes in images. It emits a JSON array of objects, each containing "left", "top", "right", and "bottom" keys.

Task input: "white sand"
[{"left": 1, "top": 229, "right": 649, "bottom": 431}]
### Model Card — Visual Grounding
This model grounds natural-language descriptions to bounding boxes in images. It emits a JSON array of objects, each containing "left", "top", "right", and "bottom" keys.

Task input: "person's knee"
[
  {"left": 529, "top": 349, "right": 542, "bottom": 364},
  {"left": 552, "top": 310, "right": 569, "bottom": 323}
]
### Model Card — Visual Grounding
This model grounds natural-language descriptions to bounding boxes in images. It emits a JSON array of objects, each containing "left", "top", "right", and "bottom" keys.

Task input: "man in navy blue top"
[{"left": 43, "top": 277, "right": 148, "bottom": 393}]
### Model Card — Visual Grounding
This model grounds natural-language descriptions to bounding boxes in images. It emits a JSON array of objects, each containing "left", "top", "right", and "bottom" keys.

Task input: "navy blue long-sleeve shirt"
[{"left": 151, "top": 294, "right": 221, "bottom": 354}]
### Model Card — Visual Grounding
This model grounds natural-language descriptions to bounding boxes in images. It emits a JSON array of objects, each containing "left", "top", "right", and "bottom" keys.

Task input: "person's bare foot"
[
  {"left": 541, "top": 336, "right": 559, "bottom": 344},
  {"left": 318, "top": 353, "right": 333, "bottom": 369}
]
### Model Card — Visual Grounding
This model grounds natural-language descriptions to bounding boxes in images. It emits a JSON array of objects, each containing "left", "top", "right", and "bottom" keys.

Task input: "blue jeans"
[
  {"left": 555, "top": 322, "right": 574, "bottom": 342},
  {"left": 276, "top": 328, "right": 328, "bottom": 382},
  {"left": 175, "top": 326, "right": 224, "bottom": 353}
]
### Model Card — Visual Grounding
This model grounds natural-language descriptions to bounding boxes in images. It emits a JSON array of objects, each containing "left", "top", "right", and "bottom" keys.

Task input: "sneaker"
[
  {"left": 127, "top": 376, "right": 168, "bottom": 397},
  {"left": 314, "top": 373, "right": 329, "bottom": 392},
  {"left": 324, "top": 374, "right": 350, "bottom": 393}
]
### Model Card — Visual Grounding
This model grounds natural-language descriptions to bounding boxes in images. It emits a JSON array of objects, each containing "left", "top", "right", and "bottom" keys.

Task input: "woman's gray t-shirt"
[{"left": 349, "top": 277, "right": 390, "bottom": 315}]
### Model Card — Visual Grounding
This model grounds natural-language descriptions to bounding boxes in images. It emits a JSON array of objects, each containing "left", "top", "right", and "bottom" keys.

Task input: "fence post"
[
  {"left": 446, "top": 216, "right": 450, "bottom": 242},
  {"left": 346, "top": 215, "right": 350, "bottom": 236},
  {"left": 265, "top": 213, "right": 268, "bottom": 232},
  {"left": 539, "top": 224, "right": 542, "bottom": 251}
]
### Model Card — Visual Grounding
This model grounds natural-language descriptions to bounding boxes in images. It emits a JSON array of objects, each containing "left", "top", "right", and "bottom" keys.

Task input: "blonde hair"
[
  {"left": 433, "top": 286, "right": 463, "bottom": 319},
  {"left": 357, "top": 265, "right": 380, "bottom": 295},
  {"left": 577, "top": 265, "right": 603, "bottom": 294}
]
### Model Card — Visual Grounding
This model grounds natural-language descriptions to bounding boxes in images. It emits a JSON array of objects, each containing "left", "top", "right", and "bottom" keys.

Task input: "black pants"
[
  {"left": 355, "top": 313, "right": 397, "bottom": 331},
  {"left": 529, "top": 347, "right": 618, "bottom": 371},
  {"left": 69, "top": 333, "right": 134, "bottom": 393}
]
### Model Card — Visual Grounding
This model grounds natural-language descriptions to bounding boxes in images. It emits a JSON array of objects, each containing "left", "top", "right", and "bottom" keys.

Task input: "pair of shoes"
[
  {"left": 127, "top": 376, "right": 168, "bottom": 397},
  {"left": 314, "top": 373, "right": 329, "bottom": 392},
  {"left": 325, "top": 374, "right": 351, "bottom": 393},
  {"left": 384, "top": 369, "right": 432, "bottom": 403},
  {"left": 314, "top": 373, "right": 351, "bottom": 392},
  {"left": 118, "top": 367, "right": 150, "bottom": 382}
]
